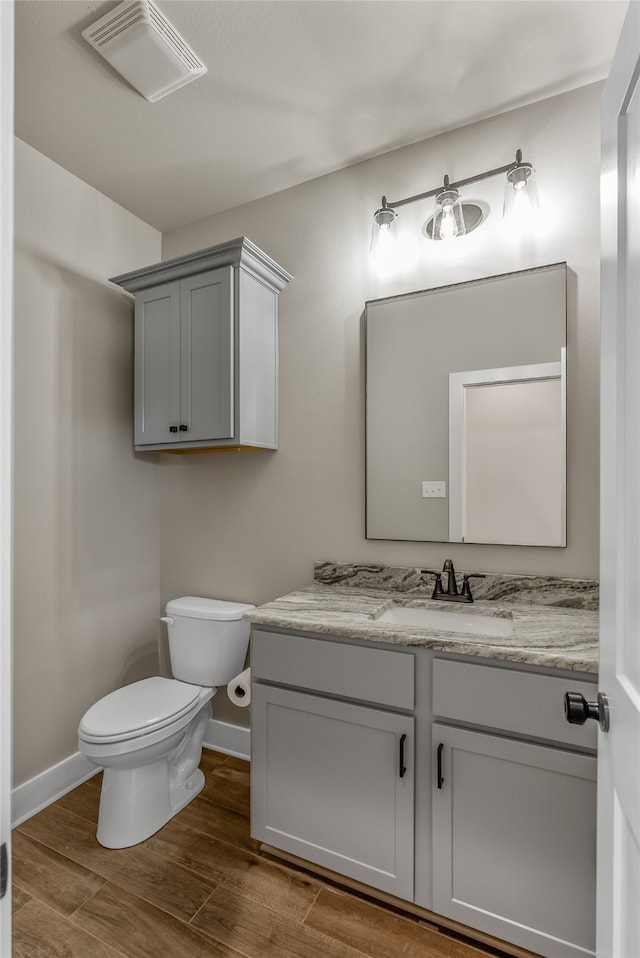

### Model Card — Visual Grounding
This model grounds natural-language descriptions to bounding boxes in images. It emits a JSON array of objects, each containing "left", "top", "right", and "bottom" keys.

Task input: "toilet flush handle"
[{"left": 160, "top": 616, "right": 175, "bottom": 627}]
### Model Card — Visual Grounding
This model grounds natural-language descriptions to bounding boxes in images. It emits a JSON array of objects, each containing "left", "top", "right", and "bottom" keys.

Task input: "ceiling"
[{"left": 14, "top": 0, "right": 628, "bottom": 233}]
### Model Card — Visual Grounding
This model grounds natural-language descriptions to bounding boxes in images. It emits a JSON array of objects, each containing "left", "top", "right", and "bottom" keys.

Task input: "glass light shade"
[
  {"left": 370, "top": 206, "right": 399, "bottom": 268},
  {"left": 503, "top": 163, "right": 540, "bottom": 227},
  {"left": 433, "top": 188, "right": 466, "bottom": 240}
]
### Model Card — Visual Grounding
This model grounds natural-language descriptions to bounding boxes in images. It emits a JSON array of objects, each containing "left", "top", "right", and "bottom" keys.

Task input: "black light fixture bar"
[{"left": 381, "top": 150, "right": 525, "bottom": 211}]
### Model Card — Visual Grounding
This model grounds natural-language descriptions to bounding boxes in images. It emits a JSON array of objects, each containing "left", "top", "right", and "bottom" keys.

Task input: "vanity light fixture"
[
  {"left": 370, "top": 199, "right": 399, "bottom": 266},
  {"left": 371, "top": 149, "right": 539, "bottom": 259},
  {"left": 503, "top": 150, "right": 540, "bottom": 226},
  {"left": 432, "top": 177, "right": 467, "bottom": 240}
]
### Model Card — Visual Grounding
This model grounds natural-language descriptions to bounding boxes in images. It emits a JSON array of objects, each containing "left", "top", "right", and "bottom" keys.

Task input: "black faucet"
[{"left": 420, "top": 559, "right": 485, "bottom": 603}]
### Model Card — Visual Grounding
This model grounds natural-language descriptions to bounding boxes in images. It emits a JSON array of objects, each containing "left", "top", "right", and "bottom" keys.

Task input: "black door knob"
[
  {"left": 564, "top": 691, "right": 610, "bottom": 732},
  {"left": 169, "top": 425, "right": 178, "bottom": 433}
]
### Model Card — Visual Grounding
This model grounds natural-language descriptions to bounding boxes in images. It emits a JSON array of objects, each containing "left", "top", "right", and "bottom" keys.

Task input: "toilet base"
[{"left": 96, "top": 762, "right": 205, "bottom": 849}]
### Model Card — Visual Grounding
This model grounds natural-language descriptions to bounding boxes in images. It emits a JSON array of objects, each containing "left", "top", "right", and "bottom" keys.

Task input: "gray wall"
[
  {"left": 11, "top": 82, "right": 603, "bottom": 767},
  {"left": 160, "top": 84, "right": 602, "bottom": 727},
  {"left": 13, "top": 140, "right": 162, "bottom": 785}
]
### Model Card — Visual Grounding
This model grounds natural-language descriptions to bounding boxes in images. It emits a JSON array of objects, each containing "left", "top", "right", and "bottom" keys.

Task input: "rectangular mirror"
[{"left": 365, "top": 263, "right": 567, "bottom": 546}]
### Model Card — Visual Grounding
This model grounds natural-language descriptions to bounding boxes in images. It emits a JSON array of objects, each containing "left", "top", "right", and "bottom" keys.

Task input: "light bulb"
[
  {"left": 370, "top": 205, "right": 399, "bottom": 272},
  {"left": 511, "top": 185, "right": 533, "bottom": 222},
  {"left": 439, "top": 201, "right": 459, "bottom": 240},
  {"left": 503, "top": 158, "right": 540, "bottom": 230},
  {"left": 374, "top": 223, "right": 395, "bottom": 258},
  {"left": 433, "top": 186, "right": 465, "bottom": 241}
]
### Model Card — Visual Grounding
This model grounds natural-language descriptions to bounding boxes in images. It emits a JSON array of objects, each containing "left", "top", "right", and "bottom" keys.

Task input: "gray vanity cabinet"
[
  {"left": 250, "top": 628, "right": 598, "bottom": 958},
  {"left": 430, "top": 658, "right": 597, "bottom": 958},
  {"left": 110, "top": 237, "right": 292, "bottom": 453},
  {"left": 250, "top": 629, "right": 416, "bottom": 899}
]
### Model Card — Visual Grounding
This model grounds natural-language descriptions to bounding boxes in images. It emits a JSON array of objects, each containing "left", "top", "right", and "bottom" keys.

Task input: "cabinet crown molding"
[{"left": 109, "top": 236, "right": 293, "bottom": 294}]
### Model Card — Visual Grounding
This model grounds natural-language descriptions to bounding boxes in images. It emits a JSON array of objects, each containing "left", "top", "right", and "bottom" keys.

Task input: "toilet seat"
[{"left": 78, "top": 677, "right": 204, "bottom": 745}]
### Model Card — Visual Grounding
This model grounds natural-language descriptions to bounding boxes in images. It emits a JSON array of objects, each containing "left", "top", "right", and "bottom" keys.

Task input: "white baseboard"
[
  {"left": 11, "top": 720, "right": 250, "bottom": 827},
  {"left": 202, "top": 718, "right": 250, "bottom": 761},
  {"left": 12, "top": 751, "right": 99, "bottom": 828}
]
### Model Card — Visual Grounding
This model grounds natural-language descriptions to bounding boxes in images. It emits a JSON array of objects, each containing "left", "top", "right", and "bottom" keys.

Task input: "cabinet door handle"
[
  {"left": 436, "top": 742, "right": 444, "bottom": 789},
  {"left": 169, "top": 426, "right": 178, "bottom": 433},
  {"left": 0, "top": 842, "right": 7, "bottom": 899},
  {"left": 399, "top": 733, "right": 407, "bottom": 778},
  {"left": 179, "top": 424, "right": 189, "bottom": 432}
]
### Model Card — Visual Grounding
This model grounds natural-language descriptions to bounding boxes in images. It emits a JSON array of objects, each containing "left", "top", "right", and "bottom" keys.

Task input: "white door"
[
  {"left": 0, "top": 2, "right": 13, "bottom": 954},
  {"left": 448, "top": 357, "right": 565, "bottom": 546},
  {"left": 598, "top": 3, "right": 640, "bottom": 955}
]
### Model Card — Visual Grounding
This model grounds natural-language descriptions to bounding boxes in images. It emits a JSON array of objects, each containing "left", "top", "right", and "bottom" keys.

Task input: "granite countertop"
[{"left": 247, "top": 563, "right": 600, "bottom": 673}]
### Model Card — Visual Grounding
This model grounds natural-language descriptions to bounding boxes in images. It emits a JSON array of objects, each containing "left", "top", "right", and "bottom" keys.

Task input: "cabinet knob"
[
  {"left": 179, "top": 424, "right": 189, "bottom": 432},
  {"left": 169, "top": 426, "right": 178, "bottom": 433},
  {"left": 564, "top": 691, "right": 610, "bottom": 732}
]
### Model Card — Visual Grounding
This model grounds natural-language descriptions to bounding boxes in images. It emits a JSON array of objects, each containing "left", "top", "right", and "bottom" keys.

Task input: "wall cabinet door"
[
  {"left": 134, "top": 280, "right": 181, "bottom": 447},
  {"left": 432, "top": 723, "right": 596, "bottom": 958},
  {"left": 134, "top": 267, "right": 232, "bottom": 447},
  {"left": 179, "top": 268, "right": 233, "bottom": 442},
  {"left": 251, "top": 684, "right": 414, "bottom": 900}
]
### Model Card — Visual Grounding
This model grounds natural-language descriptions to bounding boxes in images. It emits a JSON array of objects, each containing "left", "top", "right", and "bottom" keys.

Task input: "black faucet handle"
[
  {"left": 460, "top": 573, "right": 486, "bottom": 600},
  {"left": 420, "top": 569, "right": 445, "bottom": 597}
]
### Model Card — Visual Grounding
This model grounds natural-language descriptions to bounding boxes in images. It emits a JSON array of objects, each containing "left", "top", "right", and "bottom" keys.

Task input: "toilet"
[{"left": 78, "top": 596, "right": 254, "bottom": 849}]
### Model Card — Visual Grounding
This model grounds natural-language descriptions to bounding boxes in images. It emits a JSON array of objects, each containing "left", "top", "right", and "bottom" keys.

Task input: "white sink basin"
[{"left": 375, "top": 604, "right": 513, "bottom": 636}]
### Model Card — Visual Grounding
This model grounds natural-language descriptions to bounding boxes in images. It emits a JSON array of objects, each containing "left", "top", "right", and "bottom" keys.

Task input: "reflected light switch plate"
[{"left": 422, "top": 481, "right": 446, "bottom": 498}]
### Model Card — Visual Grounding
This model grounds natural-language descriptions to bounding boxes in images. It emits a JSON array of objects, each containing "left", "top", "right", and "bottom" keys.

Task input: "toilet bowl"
[{"left": 78, "top": 596, "right": 254, "bottom": 848}]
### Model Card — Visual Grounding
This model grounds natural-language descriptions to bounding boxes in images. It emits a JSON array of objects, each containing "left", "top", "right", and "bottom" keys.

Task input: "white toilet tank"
[{"left": 163, "top": 596, "right": 255, "bottom": 687}]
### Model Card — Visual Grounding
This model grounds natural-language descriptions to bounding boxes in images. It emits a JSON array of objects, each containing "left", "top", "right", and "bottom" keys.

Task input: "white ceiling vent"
[{"left": 82, "top": 0, "right": 207, "bottom": 102}]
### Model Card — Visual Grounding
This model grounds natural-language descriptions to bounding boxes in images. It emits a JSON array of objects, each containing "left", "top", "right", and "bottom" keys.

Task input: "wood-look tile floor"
[{"left": 12, "top": 749, "right": 511, "bottom": 958}]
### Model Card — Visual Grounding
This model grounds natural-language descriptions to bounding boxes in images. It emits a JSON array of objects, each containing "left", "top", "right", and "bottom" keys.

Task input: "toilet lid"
[
  {"left": 79, "top": 677, "right": 202, "bottom": 741},
  {"left": 166, "top": 596, "right": 255, "bottom": 621}
]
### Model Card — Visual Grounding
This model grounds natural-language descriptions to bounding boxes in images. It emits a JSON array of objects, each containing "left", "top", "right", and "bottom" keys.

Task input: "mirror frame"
[{"left": 364, "top": 262, "right": 568, "bottom": 546}]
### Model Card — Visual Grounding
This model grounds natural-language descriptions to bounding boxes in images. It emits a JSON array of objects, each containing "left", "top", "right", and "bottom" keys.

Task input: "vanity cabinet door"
[
  {"left": 251, "top": 684, "right": 414, "bottom": 900},
  {"left": 432, "top": 723, "right": 596, "bottom": 958}
]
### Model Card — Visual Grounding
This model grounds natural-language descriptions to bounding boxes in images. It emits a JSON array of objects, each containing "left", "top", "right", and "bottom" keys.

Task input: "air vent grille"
[
  {"left": 147, "top": 2, "right": 203, "bottom": 72},
  {"left": 82, "top": 0, "right": 207, "bottom": 102},
  {"left": 83, "top": 3, "right": 146, "bottom": 48}
]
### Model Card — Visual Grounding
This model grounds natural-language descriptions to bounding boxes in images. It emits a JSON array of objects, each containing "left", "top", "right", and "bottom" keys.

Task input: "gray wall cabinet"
[
  {"left": 110, "top": 238, "right": 292, "bottom": 453},
  {"left": 250, "top": 628, "right": 597, "bottom": 958}
]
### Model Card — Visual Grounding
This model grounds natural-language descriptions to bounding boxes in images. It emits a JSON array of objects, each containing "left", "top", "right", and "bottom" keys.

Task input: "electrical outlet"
[{"left": 422, "top": 481, "right": 446, "bottom": 498}]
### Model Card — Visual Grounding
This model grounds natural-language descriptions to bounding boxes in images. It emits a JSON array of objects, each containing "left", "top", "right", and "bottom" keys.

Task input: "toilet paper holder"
[{"left": 227, "top": 667, "right": 251, "bottom": 707}]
